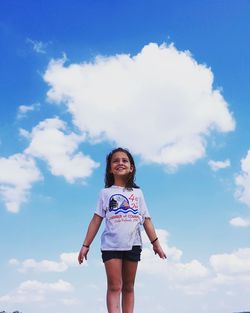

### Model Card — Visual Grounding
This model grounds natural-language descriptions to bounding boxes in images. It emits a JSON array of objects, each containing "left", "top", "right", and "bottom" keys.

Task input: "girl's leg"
[
  {"left": 104, "top": 259, "right": 123, "bottom": 313},
  {"left": 121, "top": 260, "right": 138, "bottom": 313}
]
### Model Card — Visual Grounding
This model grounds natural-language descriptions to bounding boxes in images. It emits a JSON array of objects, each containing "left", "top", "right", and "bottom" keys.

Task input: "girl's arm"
[
  {"left": 143, "top": 218, "right": 167, "bottom": 259},
  {"left": 78, "top": 213, "right": 103, "bottom": 264}
]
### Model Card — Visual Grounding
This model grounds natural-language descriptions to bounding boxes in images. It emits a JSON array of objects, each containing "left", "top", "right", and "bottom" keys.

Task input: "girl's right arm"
[{"left": 78, "top": 213, "right": 103, "bottom": 264}]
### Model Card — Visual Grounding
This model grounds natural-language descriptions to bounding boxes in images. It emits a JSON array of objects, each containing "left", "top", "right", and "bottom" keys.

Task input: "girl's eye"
[{"left": 112, "top": 158, "right": 129, "bottom": 163}]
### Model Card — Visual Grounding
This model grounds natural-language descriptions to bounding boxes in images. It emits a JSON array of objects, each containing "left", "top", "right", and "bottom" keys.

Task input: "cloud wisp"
[
  {"left": 235, "top": 149, "right": 250, "bottom": 207},
  {"left": 17, "top": 103, "right": 40, "bottom": 119},
  {"left": 26, "top": 38, "right": 49, "bottom": 54},
  {"left": 208, "top": 159, "right": 231, "bottom": 171}
]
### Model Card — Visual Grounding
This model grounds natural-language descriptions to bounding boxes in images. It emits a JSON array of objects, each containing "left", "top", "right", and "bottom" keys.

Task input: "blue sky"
[{"left": 1, "top": 1, "right": 250, "bottom": 312}]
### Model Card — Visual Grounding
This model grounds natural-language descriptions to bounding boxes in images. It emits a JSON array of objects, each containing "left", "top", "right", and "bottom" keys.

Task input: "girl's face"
[{"left": 110, "top": 151, "right": 134, "bottom": 178}]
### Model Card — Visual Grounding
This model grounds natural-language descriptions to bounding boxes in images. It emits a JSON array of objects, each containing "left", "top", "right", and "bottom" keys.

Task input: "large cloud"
[
  {"left": 24, "top": 117, "right": 99, "bottom": 183},
  {"left": 0, "top": 153, "right": 42, "bottom": 212},
  {"left": 44, "top": 43, "right": 235, "bottom": 168}
]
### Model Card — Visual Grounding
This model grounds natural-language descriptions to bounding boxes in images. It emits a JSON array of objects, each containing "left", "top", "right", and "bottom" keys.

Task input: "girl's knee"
[
  {"left": 122, "top": 282, "right": 134, "bottom": 293},
  {"left": 108, "top": 281, "right": 122, "bottom": 293}
]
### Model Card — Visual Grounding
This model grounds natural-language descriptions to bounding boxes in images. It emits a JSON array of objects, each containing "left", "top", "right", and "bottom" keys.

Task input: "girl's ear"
[{"left": 129, "top": 165, "right": 134, "bottom": 173}]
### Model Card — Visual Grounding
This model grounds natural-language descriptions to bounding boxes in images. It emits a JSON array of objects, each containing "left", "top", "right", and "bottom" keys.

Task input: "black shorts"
[{"left": 101, "top": 245, "right": 142, "bottom": 263}]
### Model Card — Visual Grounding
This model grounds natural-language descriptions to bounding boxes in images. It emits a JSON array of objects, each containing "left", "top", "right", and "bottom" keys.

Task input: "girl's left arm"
[{"left": 143, "top": 218, "right": 167, "bottom": 259}]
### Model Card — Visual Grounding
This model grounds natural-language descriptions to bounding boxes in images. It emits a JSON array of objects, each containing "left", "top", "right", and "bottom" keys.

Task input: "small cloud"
[
  {"left": 208, "top": 159, "right": 231, "bottom": 171},
  {"left": 17, "top": 103, "right": 40, "bottom": 119},
  {"left": 26, "top": 38, "right": 48, "bottom": 54},
  {"left": 229, "top": 217, "right": 250, "bottom": 227}
]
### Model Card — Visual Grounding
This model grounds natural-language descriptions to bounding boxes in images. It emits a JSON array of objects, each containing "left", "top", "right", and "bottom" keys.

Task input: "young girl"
[{"left": 78, "top": 147, "right": 166, "bottom": 313}]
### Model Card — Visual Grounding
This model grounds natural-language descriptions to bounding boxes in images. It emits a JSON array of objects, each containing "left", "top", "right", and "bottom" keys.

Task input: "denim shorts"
[{"left": 101, "top": 245, "right": 142, "bottom": 263}]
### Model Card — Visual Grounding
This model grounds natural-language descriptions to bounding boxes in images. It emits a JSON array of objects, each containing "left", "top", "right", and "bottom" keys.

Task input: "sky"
[{"left": 1, "top": 1, "right": 250, "bottom": 312}]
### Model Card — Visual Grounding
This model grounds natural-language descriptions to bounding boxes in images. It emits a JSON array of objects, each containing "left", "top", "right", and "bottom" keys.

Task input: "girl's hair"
[{"left": 105, "top": 147, "right": 139, "bottom": 189}]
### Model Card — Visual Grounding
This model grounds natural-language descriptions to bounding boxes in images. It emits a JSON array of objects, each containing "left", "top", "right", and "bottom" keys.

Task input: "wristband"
[
  {"left": 151, "top": 237, "right": 158, "bottom": 245},
  {"left": 82, "top": 244, "right": 90, "bottom": 248}
]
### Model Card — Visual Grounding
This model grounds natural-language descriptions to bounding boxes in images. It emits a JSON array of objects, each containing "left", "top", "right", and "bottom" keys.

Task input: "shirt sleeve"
[
  {"left": 94, "top": 189, "right": 106, "bottom": 218},
  {"left": 139, "top": 189, "right": 151, "bottom": 220}
]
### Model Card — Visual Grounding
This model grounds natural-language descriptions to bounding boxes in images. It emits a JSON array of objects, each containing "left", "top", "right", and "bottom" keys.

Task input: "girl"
[{"left": 78, "top": 147, "right": 166, "bottom": 313}]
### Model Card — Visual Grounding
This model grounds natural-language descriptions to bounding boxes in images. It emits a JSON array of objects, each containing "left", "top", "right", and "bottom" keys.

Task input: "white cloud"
[
  {"left": 229, "top": 216, "right": 250, "bottom": 227},
  {"left": 0, "top": 279, "right": 73, "bottom": 304},
  {"left": 235, "top": 149, "right": 250, "bottom": 207},
  {"left": 0, "top": 153, "right": 42, "bottom": 212},
  {"left": 26, "top": 38, "right": 48, "bottom": 54},
  {"left": 9, "top": 252, "right": 85, "bottom": 272},
  {"left": 17, "top": 103, "right": 40, "bottom": 119},
  {"left": 210, "top": 248, "right": 250, "bottom": 275},
  {"left": 208, "top": 159, "right": 231, "bottom": 171},
  {"left": 43, "top": 42, "right": 235, "bottom": 169},
  {"left": 5, "top": 232, "right": 250, "bottom": 312},
  {"left": 140, "top": 229, "right": 250, "bottom": 296},
  {"left": 24, "top": 117, "right": 99, "bottom": 183},
  {"left": 0, "top": 117, "right": 99, "bottom": 212},
  {"left": 140, "top": 229, "right": 210, "bottom": 294}
]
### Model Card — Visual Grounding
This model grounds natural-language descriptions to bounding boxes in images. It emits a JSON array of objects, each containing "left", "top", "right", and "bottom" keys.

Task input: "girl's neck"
[{"left": 113, "top": 177, "right": 127, "bottom": 187}]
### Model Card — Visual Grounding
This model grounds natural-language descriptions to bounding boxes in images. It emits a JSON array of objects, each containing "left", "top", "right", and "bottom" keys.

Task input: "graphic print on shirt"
[{"left": 108, "top": 194, "right": 139, "bottom": 215}]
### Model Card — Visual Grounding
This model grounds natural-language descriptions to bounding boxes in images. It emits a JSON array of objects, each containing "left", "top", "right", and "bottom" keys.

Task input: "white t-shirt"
[{"left": 95, "top": 185, "right": 150, "bottom": 251}]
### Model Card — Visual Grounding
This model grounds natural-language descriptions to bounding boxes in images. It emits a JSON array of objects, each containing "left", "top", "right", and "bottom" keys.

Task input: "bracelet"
[
  {"left": 82, "top": 244, "right": 90, "bottom": 248},
  {"left": 151, "top": 237, "right": 158, "bottom": 244}
]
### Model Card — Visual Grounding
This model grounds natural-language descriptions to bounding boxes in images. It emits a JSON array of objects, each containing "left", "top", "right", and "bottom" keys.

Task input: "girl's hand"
[
  {"left": 78, "top": 246, "right": 89, "bottom": 264},
  {"left": 153, "top": 242, "right": 167, "bottom": 259}
]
